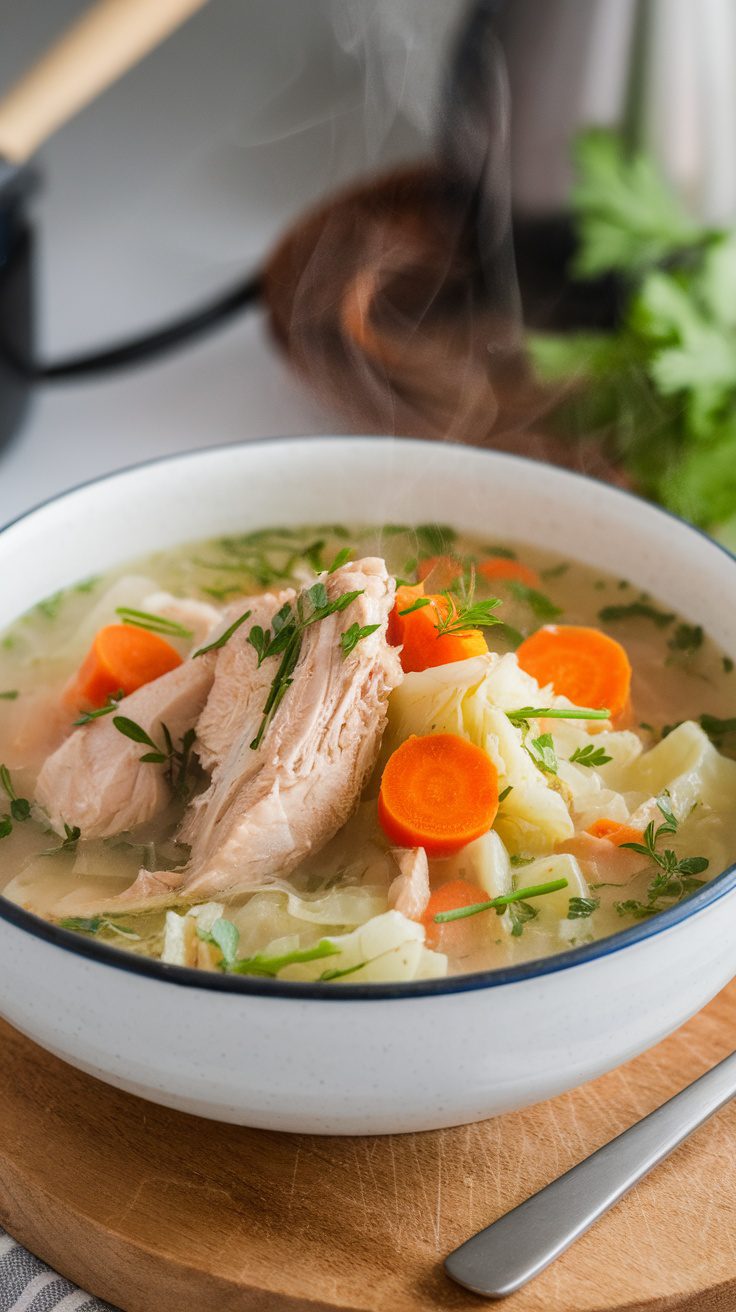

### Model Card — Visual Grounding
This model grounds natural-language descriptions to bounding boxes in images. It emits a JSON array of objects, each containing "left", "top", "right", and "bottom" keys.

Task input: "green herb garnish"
[
  {"left": 249, "top": 585, "right": 364, "bottom": 750},
  {"left": 112, "top": 717, "right": 197, "bottom": 800},
  {"left": 0, "top": 764, "right": 30, "bottom": 822},
  {"left": 526, "top": 732, "right": 558, "bottom": 775},
  {"left": 598, "top": 601, "right": 674, "bottom": 628},
  {"left": 193, "top": 607, "right": 252, "bottom": 658},
  {"left": 415, "top": 524, "right": 457, "bottom": 556},
  {"left": 340, "top": 622, "right": 380, "bottom": 658},
  {"left": 506, "top": 706, "right": 610, "bottom": 727},
  {"left": 723, "top": 657, "right": 734, "bottom": 674},
  {"left": 0, "top": 691, "right": 18, "bottom": 701},
  {"left": 667, "top": 623, "right": 704, "bottom": 657},
  {"left": 615, "top": 796, "right": 709, "bottom": 918},
  {"left": 433, "top": 877, "right": 568, "bottom": 923},
  {"left": 507, "top": 581, "right": 562, "bottom": 621},
  {"left": 509, "top": 901, "right": 538, "bottom": 936},
  {"left": 59, "top": 915, "right": 139, "bottom": 940},
  {"left": 567, "top": 896, "right": 600, "bottom": 919},
  {"left": 230, "top": 939, "right": 340, "bottom": 977},
  {"left": 41, "top": 823, "right": 82, "bottom": 856},
  {"left": 115, "top": 607, "right": 193, "bottom": 640},
  {"left": 327, "top": 547, "right": 353, "bottom": 573},
  {"left": 569, "top": 744, "right": 613, "bottom": 767},
  {"left": 510, "top": 854, "right": 534, "bottom": 868},
  {"left": 73, "top": 690, "right": 124, "bottom": 726},
  {"left": 498, "top": 785, "right": 513, "bottom": 803},
  {"left": 398, "top": 597, "right": 431, "bottom": 617},
  {"left": 699, "top": 713, "right": 736, "bottom": 746}
]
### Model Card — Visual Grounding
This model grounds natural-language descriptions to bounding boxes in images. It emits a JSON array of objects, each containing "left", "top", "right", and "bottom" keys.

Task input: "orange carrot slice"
[
  {"left": 378, "top": 733, "right": 499, "bottom": 857},
  {"left": 479, "top": 558, "right": 540, "bottom": 587},
  {"left": 587, "top": 819, "right": 645, "bottom": 847},
  {"left": 516, "top": 625, "right": 631, "bottom": 719},
  {"left": 389, "top": 590, "right": 487, "bottom": 673},
  {"left": 421, "top": 878, "right": 485, "bottom": 948},
  {"left": 417, "top": 555, "right": 463, "bottom": 589},
  {"left": 70, "top": 624, "right": 183, "bottom": 709},
  {"left": 388, "top": 582, "right": 425, "bottom": 647}
]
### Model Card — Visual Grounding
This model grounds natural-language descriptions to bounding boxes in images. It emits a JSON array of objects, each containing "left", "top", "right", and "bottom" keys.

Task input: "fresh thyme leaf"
[
  {"left": 569, "top": 744, "right": 613, "bottom": 767},
  {"left": 506, "top": 706, "right": 610, "bottom": 726},
  {"left": 510, "top": 854, "right": 534, "bottom": 867},
  {"left": 498, "top": 785, "right": 513, "bottom": 803},
  {"left": 193, "top": 608, "right": 252, "bottom": 658},
  {"left": 567, "top": 896, "right": 600, "bottom": 919},
  {"left": 526, "top": 732, "right": 558, "bottom": 774},
  {"left": 112, "top": 717, "right": 159, "bottom": 749},
  {"left": 598, "top": 601, "right": 675, "bottom": 627},
  {"left": 115, "top": 607, "right": 193, "bottom": 639},
  {"left": 398, "top": 597, "right": 431, "bottom": 616},
  {"left": 507, "top": 581, "right": 562, "bottom": 620},
  {"left": 139, "top": 751, "right": 168, "bottom": 764},
  {"left": 229, "top": 939, "right": 340, "bottom": 977},
  {"left": 0, "top": 691, "right": 18, "bottom": 701},
  {"left": 617, "top": 794, "right": 708, "bottom": 917},
  {"left": 667, "top": 623, "right": 704, "bottom": 657},
  {"left": 74, "top": 690, "right": 124, "bottom": 726},
  {"left": 434, "top": 592, "right": 502, "bottom": 635},
  {"left": 434, "top": 878, "right": 569, "bottom": 923},
  {"left": 328, "top": 547, "right": 352, "bottom": 573},
  {"left": 340, "top": 622, "right": 380, "bottom": 658},
  {"left": 0, "top": 817, "right": 11, "bottom": 840}
]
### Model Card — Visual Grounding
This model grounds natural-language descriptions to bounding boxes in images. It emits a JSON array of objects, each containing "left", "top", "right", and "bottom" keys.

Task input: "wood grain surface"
[{"left": 0, "top": 986, "right": 734, "bottom": 1312}]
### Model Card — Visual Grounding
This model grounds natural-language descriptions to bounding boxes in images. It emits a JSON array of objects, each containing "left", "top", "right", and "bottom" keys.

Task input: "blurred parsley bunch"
[{"left": 529, "top": 130, "right": 736, "bottom": 541}]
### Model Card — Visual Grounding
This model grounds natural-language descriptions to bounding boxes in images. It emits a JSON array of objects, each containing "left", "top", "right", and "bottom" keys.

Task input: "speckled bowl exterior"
[{"left": 0, "top": 437, "right": 734, "bottom": 1134}]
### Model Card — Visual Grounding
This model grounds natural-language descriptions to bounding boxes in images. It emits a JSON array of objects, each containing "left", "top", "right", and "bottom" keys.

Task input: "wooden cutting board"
[{"left": 0, "top": 986, "right": 734, "bottom": 1312}]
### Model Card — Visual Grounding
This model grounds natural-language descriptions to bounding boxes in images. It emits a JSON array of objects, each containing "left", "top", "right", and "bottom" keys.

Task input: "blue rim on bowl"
[{"left": 1, "top": 435, "right": 734, "bottom": 1001}]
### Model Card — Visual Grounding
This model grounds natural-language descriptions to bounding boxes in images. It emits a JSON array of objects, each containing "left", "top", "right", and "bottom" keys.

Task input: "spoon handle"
[{"left": 445, "top": 1048, "right": 736, "bottom": 1300}]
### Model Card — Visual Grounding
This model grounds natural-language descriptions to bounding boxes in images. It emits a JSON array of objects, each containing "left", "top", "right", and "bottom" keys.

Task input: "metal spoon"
[{"left": 445, "top": 1049, "right": 736, "bottom": 1300}]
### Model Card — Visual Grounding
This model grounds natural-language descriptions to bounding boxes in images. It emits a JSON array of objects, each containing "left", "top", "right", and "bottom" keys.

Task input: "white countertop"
[{"left": 0, "top": 0, "right": 465, "bottom": 526}]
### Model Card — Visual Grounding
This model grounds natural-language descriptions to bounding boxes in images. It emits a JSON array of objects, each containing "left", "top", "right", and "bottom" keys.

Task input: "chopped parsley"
[
  {"left": 567, "top": 896, "right": 600, "bottom": 919},
  {"left": 699, "top": 713, "right": 736, "bottom": 747},
  {"left": 723, "top": 657, "right": 734, "bottom": 674},
  {"left": 507, "top": 581, "right": 562, "bottom": 620},
  {"left": 58, "top": 916, "right": 139, "bottom": 940},
  {"left": 248, "top": 583, "right": 365, "bottom": 750},
  {"left": 41, "top": 823, "right": 82, "bottom": 856},
  {"left": 526, "top": 732, "right": 558, "bottom": 775},
  {"left": 509, "top": 902, "right": 539, "bottom": 936},
  {"left": 328, "top": 547, "right": 353, "bottom": 573},
  {"left": 340, "top": 622, "right": 380, "bottom": 658},
  {"left": 398, "top": 597, "right": 431, "bottom": 617},
  {"left": 569, "top": 744, "right": 613, "bottom": 767},
  {"left": 598, "top": 601, "right": 674, "bottom": 628},
  {"left": 0, "top": 690, "right": 18, "bottom": 701},
  {"left": 667, "top": 623, "right": 704, "bottom": 658},
  {"left": 498, "top": 785, "right": 513, "bottom": 803},
  {"left": 0, "top": 764, "right": 31, "bottom": 823}
]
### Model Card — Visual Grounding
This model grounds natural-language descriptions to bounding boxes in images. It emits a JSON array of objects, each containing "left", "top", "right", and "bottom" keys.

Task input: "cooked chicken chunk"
[
  {"left": 120, "top": 558, "right": 402, "bottom": 906},
  {"left": 35, "top": 654, "right": 217, "bottom": 839},
  {"left": 388, "top": 847, "right": 430, "bottom": 919}
]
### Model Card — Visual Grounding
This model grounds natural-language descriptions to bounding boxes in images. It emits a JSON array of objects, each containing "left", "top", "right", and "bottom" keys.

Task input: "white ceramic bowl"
[{"left": 0, "top": 437, "right": 735, "bottom": 1135}]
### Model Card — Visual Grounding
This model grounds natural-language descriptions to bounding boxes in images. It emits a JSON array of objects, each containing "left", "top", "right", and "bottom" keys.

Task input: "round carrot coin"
[
  {"left": 516, "top": 624, "right": 631, "bottom": 719},
  {"left": 378, "top": 733, "right": 499, "bottom": 856}
]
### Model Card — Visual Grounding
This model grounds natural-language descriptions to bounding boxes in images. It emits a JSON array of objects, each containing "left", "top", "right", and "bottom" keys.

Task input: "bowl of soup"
[{"left": 0, "top": 436, "right": 734, "bottom": 1134}]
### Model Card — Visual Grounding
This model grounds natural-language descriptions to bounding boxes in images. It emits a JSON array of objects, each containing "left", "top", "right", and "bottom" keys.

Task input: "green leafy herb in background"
[{"left": 529, "top": 129, "right": 736, "bottom": 537}]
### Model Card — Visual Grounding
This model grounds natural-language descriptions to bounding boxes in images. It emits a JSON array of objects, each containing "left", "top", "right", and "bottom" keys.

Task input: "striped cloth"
[{"left": 0, "top": 1232, "right": 117, "bottom": 1312}]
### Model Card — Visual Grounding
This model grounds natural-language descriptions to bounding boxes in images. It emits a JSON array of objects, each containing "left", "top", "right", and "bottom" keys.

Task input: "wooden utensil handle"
[{"left": 0, "top": 0, "right": 209, "bottom": 164}]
